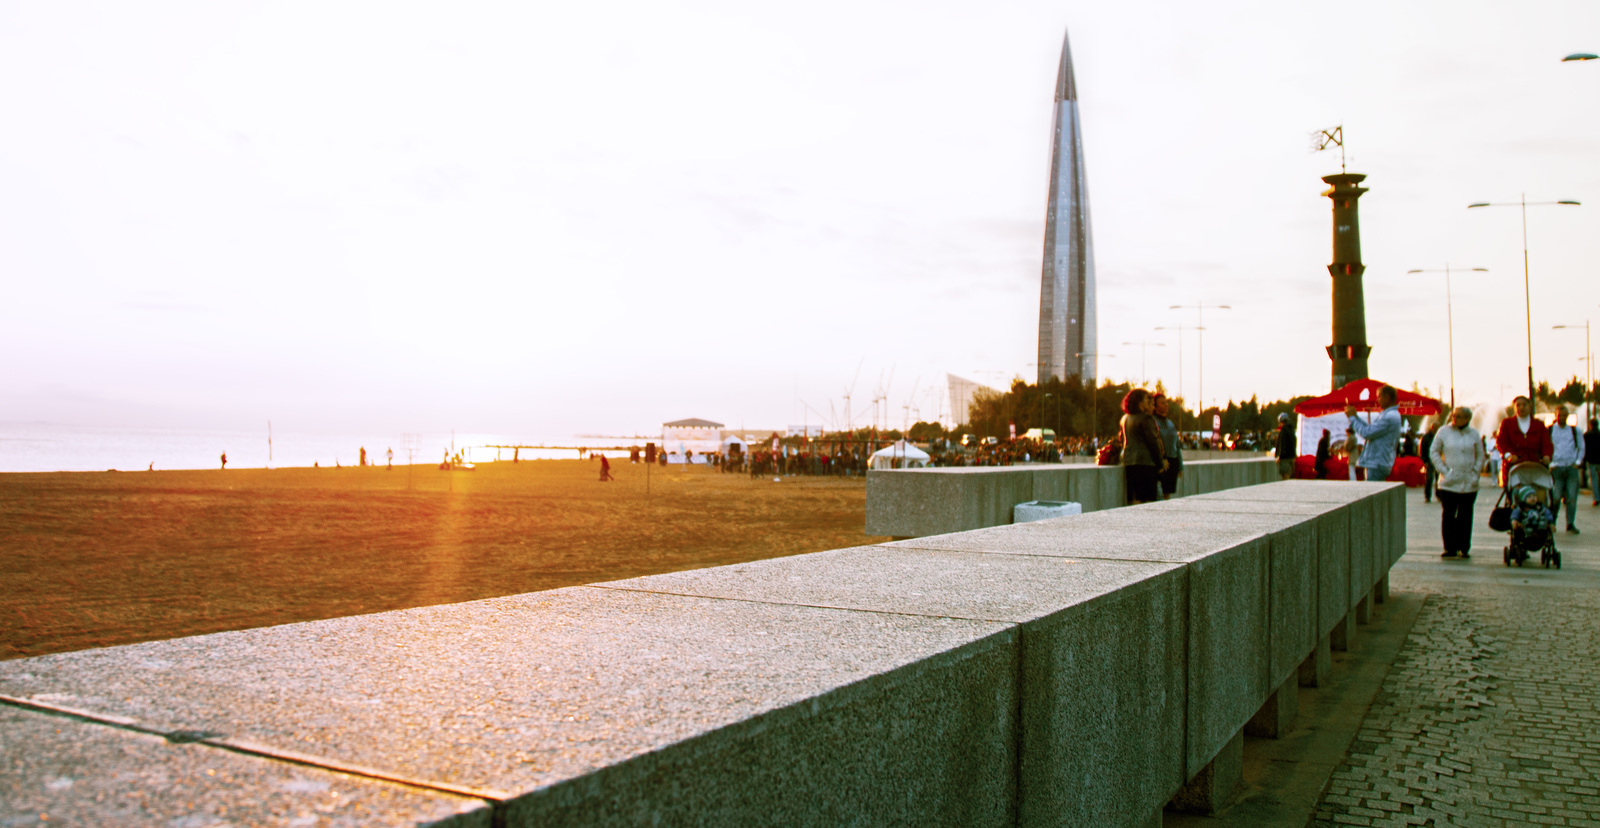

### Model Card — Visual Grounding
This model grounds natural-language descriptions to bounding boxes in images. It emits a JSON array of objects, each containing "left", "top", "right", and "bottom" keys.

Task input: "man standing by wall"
[
  {"left": 1549, "top": 405, "right": 1582, "bottom": 534},
  {"left": 1430, "top": 406, "right": 1487, "bottom": 558},
  {"left": 1274, "top": 413, "right": 1297, "bottom": 480},
  {"left": 1345, "top": 385, "right": 1402, "bottom": 482}
]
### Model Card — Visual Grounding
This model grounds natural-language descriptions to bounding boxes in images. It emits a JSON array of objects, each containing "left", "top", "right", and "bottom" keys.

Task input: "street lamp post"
[
  {"left": 1467, "top": 195, "right": 1582, "bottom": 402},
  {"left": 1121, "top": 340, "right": 1166, "bottom": 386},
  {"left": 1075, "top": 352, "right": 1112, "bottom": 447},
  {"left": 1553, "top": 321, "right": 1591, "bottom": 422},
  {"left": 1169, "top": 302, "right": 1231, "bottom": 446},
  {"left": 1406, "top": 265, "right": 1488, "bottom": 410},
  {"left": 1154, "top": 324, "right": 1204, "bottom": 439}
]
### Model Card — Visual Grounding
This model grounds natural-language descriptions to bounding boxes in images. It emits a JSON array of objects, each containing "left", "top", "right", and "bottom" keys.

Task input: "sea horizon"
[{"left": 0, "top": 422, "right": 653, "bottom": 474}]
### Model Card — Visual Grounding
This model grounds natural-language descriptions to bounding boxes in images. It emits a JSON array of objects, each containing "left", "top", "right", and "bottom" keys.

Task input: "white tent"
[
  {"left": 721, "top": 434, "right": 747, "bottom": 453},
  {"left": 869, "top": 440, "right": 930, "bottom": 470}
]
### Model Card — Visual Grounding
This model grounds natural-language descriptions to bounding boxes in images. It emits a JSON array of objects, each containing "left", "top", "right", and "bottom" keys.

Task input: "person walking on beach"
[
  {"left": 1273, "top": 413, "right": 1296, "bottom": 480},
  {"left": 220, "top": 452, "right": 227, "bottom": 470},
  {"left": 1549, "top": 405, "right": 1582, "bottom": 534},
  {"left": 1429, "top": 406, "right": 1486, "bottom": 558},
  {"left": 1344, "top": 385, "right": 1401, "bottom": 482},
  {"left": 360, "top": 446, "right": 368, "bottom": 467},
  {"left": 599, "top": 454, "right": 614, "bottom": 482},
  {"left": 387, "top": 447, "right": 393, "bottom": 470}
]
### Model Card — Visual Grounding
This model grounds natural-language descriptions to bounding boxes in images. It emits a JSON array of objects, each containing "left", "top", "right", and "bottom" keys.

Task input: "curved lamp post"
[
  {"left": 1121, "top": 340, "right": 1167, "bottom": 386},
  {"left": 1169, "top": 303, "right": 1231, "bottom": 443},
  {"left": 1466, "top": 196, "right": 1581, "bottom": 402},
  {"left": 1553, "top": 321, "right": 1591, "bottom": 421},
  {"left": 1406, "top": 265, "right": 1488, "bottom": 410},
  {"left": 1154, "top": 324, "right": 1204, "bottom": 438}
]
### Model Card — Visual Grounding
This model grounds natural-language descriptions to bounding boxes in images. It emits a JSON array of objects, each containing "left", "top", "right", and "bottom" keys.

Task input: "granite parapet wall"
[
  {"left": 0, "top": 480, "right": 1403, "bottom": 828},
  {"left": 865, "top": 457, "right": 1277, "bottom": 538}
]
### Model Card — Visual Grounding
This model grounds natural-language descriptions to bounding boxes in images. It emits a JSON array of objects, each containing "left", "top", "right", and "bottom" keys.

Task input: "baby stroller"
[{"left": 1497, "top": 462, "right": 1561, "bottom": 568}]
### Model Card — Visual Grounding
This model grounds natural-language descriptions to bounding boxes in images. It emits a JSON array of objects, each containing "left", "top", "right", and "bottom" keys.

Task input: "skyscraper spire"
[{"left": 1037, "top": 28, "right": 1097, "bottom": 386}]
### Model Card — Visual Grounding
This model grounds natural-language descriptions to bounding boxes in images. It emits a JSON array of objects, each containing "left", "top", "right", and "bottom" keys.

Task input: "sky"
[{"left": 2, "top": 0, "right": 1597, "bottom": 439}]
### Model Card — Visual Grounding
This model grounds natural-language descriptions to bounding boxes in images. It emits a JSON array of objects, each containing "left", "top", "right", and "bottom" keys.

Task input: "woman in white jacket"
[{"left": 1428, "top": 406, "right": 1488, "bottom": 558}]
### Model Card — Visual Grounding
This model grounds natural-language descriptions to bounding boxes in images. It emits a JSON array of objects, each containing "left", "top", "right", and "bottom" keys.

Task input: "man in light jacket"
[
  {"left": 1549, "top": 404, "right": 1583, "bottom": 534},
  {"left": 1345, "top": 385, "right": 1403, "bottom": 482},
  {"left": 1429, "top": 406, "right": 1487, "bottom": 558}
]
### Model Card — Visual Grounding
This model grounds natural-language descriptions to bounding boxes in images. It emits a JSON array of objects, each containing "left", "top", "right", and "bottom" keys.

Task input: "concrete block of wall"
[
  {"left": 893, "top": 510, "right": 1275, "bottom": 779},
  {"left": 1131, "top": 501, "right": 1321, "bottom": 691},
  {"left": 865, "top": 467, "right": 1035, "bottom": 537},
  {"left": 0, "top": 705, "right": 491, "bottom": 828},
  {"left": 601, "top": 546, "right": 1186, "bottom": 828},
  {"left": 0, "top": 588, "right": 1017, "bottom": 828}
]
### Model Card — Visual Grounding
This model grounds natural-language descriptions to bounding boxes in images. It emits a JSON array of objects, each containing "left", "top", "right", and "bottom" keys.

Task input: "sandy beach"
[{"left": 1, "top": 460, "right": 888, "bottom": 660}]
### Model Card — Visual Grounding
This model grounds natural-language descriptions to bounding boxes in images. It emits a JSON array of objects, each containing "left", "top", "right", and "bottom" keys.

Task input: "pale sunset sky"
[{"left": 2, "top": 1, "right": 1597, "bottom": 437}]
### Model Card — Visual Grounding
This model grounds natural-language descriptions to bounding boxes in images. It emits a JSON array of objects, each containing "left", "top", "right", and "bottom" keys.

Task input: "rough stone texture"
[
  {"left": 1315, "top": 507, "right": 1352, "bottom": 639},
  {"left": 865, "top": 466, "right": 1036, "bottom": 537},
  {"left": 1189, "top": 479, "right": 1377, "bottom": 503},
  {"left": 1182, "top": 535, "right": 1271, "bottom": 778},
  {"left": 0, "top": 588, "right": 1017, "bottom": 827},
  {"left": 0, "top": 705, "right": 491, "bottom": 828},
  {"left": 1299, "top": 634, "right": 1332, "bottom": 687},
  {"left": 600, "top": 547, "right": 1188, "bottom": 828},
  {"left": 1244, "top": 673, "right": 1300, "bottom": 739},
  {"left": 1169, "top": 729, "right": 1243, "bottom": 815},
  {"left": 865, "top": 458, "right": 1276, "bottom": 538}
]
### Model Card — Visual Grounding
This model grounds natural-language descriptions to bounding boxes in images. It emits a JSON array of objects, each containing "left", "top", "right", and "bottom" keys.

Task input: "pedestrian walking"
[
  {"left": 599, "top": 454, "right": 614, "bottom": 482},
  {"left": 1315, "top": 429, "right": 1331, "bottom": 479},
  {"left": 1118, "top": 388, "right": 1168, "bottom": 505},
  {"left": 1586, "top": 418, "right": 1600, "bottom": 506},
  {"left": 1494, "top": 396, "right": 1551, "bottom": 487},
  {"left": 1344, "top": 385, "right": 1402, "bottom": 482},
  {"left": 1548, "top": 405, "right": 1582, "bottom": 533},
  {"left": 1273, "top": 413, "right": 1296, "bottom": 480},
  {"left": 1429, "top": 406, "right": 1486, "bottom": 558},
  {"left": 1419, "top": 417, "right": 1441, "bottom": 503},
  {"left": 220, "top": 452, "right": 227, "bottom": 470}
]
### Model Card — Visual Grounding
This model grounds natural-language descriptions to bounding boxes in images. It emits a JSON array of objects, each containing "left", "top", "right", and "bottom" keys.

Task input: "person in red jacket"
[{"left": 1495, "top": 396, "right": 1553, "bottom": 486}]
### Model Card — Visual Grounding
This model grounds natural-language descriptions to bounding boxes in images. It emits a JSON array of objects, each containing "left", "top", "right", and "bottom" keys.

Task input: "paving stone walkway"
[{"left": 1311, "top": 487, "right": 1600, "bottom": 828}]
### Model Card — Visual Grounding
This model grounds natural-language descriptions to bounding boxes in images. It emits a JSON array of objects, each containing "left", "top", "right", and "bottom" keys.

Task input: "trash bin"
[{"left": 1013, "top": 500, "right": 1083, "bottom": 523}]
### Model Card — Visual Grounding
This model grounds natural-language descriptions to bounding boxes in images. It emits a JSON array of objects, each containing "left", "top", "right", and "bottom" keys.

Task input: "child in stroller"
[{"left": 1506, "top": 478, "right": 1561, "bottom": 569}]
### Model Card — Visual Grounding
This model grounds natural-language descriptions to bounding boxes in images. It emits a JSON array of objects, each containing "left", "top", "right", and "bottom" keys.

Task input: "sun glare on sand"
[{"left": 0, "top": 460, "right": 888, "bottom": 660}]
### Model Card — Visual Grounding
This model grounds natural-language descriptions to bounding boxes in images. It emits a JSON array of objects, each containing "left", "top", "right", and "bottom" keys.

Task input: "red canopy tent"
[{"left": 1293, "top": 378, "right": 1444, "bottom": 417}]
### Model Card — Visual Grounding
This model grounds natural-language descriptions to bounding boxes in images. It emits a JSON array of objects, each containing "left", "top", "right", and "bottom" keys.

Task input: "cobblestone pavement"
[{"left": 1311, "top": 487, "right": 1600, "bottom": 827}]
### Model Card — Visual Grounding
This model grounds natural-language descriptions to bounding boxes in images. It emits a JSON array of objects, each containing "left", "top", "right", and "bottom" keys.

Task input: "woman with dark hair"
[{"left": 1119, "top": 388, "right": 1168, "bottom": 505}]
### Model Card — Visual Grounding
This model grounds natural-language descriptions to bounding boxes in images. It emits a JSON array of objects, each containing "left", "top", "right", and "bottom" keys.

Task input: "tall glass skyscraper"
[{"left": 1036, "top": 29, "right": 1097, "bottom": 386}]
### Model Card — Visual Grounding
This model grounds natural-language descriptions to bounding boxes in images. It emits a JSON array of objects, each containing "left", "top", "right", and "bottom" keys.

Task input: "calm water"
[{"left": 0, "top": 424, "right": 646, "bottom": 473}]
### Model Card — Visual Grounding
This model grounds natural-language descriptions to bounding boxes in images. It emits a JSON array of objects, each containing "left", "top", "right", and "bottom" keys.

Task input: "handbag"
[
  {"left": 1488, "top": 488, "right": 1512, "bottom": 532},
  {"left": 1096, "top": 437, "right": 1122, "bottom": 466}
]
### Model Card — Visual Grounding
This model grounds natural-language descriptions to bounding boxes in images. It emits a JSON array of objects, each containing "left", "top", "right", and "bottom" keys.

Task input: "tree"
[{"left": 1558, "top": 377, "right": 1586, "bottom": 408}]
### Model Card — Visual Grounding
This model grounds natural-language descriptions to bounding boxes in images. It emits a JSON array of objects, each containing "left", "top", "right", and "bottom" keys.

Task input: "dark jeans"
[
  {"left": 1423, "top": 468, "right": 1436, "bottom": 501},
  {"left": 1437, "top": 489, "right": 1478, "bottom": 554}
]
